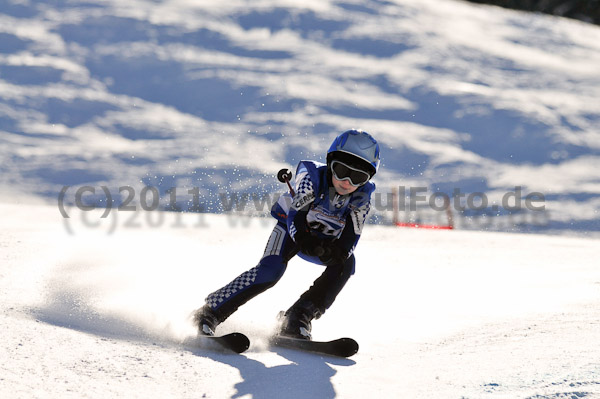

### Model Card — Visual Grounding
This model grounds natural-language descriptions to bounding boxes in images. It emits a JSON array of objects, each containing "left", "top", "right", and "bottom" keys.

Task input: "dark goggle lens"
[{"left": 331, "top": 161, "right": 370, "bottom": 186}]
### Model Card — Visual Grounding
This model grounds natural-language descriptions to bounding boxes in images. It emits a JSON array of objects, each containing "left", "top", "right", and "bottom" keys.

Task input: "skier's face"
[{"left": 332, "top": 175, "right": 359, "bottom": 195}]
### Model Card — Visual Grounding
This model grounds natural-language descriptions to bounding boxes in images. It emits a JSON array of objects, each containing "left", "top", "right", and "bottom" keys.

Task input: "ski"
[
  {"left": 194, "top": 332, "right": 250, "bottom": 354},
  {"left": 271, "top": 336, "right": 359, "bottom": 358}
]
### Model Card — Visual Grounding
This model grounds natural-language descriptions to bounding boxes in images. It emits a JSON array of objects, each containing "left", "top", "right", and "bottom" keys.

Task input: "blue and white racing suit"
[{"left": 204, "top": 160, "right": 375, "bottom": 321}]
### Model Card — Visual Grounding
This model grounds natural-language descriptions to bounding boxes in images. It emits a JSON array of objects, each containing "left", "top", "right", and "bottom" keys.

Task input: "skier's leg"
[
  {"left": 195, "top": 223, "right": 296, "bottom": 335},
  {"left": 279, "top": 254, "right": 355, "bottom": 339},
  {"left": 299, "top": 254, "right": 355, "bottom": 311}
]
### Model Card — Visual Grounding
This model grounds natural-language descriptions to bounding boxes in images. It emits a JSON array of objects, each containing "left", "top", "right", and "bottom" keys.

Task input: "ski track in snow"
[{"left": 1, "top": 202, "right": 599, "bottom": 398}]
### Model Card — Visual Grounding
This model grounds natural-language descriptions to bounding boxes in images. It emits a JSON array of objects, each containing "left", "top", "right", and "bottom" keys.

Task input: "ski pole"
[{"left": 277, "top": 168, "right": 295, "bottom": 197}]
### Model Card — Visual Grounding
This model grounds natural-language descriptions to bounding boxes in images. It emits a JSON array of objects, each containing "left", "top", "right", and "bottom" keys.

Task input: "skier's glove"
[
  {"left": 294, "top": 229, "right": 326, "bottom": 257},
  {"left": 318, "top": 244, "right": 347, "bottom": 266}
]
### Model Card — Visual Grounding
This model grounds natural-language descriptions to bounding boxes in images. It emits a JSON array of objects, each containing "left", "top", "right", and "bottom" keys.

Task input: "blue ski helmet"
[{"left": 327, "top": 129, "right": 380, "bottom": 178}]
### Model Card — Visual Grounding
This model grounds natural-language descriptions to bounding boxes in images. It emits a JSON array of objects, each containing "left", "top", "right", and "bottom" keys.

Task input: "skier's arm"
[
  {"left": 287, "top": 164, "right": 315, "bottom": 241},
  {"left": 341, "top": 201, "right": 371, "bottom": 254}
]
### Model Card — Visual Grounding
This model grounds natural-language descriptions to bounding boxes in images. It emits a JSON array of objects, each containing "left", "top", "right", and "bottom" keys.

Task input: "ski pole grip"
[{"left": 277, "top": 168, "right": 295, "bottom": 197}]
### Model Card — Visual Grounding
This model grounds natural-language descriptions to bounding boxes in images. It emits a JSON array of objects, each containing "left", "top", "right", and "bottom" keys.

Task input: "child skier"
[{"left": 194, "top": 129, "right": 380, "bottom": 340}]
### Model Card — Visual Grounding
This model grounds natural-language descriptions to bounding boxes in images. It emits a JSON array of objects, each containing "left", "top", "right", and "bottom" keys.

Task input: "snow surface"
[{"left": 1, "top": 202, "right": 600, "bottom": 398}]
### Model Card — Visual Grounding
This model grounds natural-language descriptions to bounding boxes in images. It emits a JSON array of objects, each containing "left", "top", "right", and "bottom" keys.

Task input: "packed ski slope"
[{"left": 1, "top": 202, "right": 599, "bottom": 398}]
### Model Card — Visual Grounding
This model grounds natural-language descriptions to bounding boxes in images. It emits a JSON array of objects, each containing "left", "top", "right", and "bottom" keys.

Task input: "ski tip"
[
  {"left": 223, "top": 332, "right": 250, "bottom": 353},
  {"left": 334, "top": 338, "right": 359, "bottom": 357}
]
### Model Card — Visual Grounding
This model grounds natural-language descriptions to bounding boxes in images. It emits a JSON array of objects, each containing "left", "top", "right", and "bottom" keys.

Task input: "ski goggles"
[{"left": 330, "top": 160, "right": 371, "bottom": 187}]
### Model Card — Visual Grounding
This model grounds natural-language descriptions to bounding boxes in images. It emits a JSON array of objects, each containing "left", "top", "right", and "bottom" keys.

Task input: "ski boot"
[
  {"left": 193, "top": 305, "right": 221, "bottom": 336},
  {"left": 278, "top": 299, "right": 323, "bottom": 340}
]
